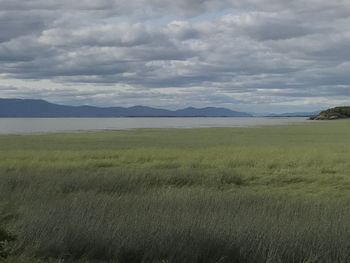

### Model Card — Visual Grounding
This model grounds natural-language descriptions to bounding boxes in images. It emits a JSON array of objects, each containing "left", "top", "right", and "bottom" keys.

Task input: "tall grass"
[
  {"left": 0, "top": 121, "right": 350, "bottom": 262},
  {"left": 11, "top": 191, "right": 350, "bottom": 263}
]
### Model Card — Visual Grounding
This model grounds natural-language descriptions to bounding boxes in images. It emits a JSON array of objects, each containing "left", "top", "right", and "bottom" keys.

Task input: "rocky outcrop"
[{"left": 310, "top": 106, "right": 350, "bottom": 120}]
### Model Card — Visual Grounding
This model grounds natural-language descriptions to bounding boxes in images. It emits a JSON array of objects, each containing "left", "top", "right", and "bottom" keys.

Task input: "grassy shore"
[{"left": 1, "top": 120, "right": 350, "bottom": 262}]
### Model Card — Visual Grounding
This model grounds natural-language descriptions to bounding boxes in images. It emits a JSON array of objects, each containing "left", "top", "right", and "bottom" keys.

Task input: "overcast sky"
[{"left": 0, "top": 0, "right": 349, "bottom": 113}]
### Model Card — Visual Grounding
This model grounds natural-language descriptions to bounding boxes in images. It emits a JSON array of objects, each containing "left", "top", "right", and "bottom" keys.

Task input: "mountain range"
[
  {"left": 0, "top": 98, "right": 252, "bottom": 117},
  {"left": 267, "top": 111, "right": 321, "bottom": 117}
]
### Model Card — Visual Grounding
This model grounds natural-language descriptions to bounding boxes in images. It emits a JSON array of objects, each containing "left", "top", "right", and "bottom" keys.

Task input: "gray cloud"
[{"left": 0, "top": 0, "right": 350, "bottom": 112}]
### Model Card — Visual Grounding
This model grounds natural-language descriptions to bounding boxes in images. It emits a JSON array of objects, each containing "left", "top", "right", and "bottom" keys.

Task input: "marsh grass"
[{"left": 1, "top": 121, "right": 350, "bottom": 262}]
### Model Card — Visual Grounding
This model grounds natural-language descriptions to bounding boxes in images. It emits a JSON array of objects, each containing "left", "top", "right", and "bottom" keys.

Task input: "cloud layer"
[{"left": 0, "top": 0, "right": 349, "bottom": 112}]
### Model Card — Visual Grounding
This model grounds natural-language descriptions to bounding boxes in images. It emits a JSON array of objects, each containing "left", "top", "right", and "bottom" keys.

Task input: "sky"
[{"left": 0, "top": 0, "right": 350, "bottom": 113}]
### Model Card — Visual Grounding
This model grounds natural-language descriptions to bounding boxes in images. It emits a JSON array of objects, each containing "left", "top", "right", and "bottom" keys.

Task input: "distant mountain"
[
  {"left": 174, "top": 107, "right": 251, "bottom": 117},
  {"left": 267, "top": 111, "right": 321, "bottom": 117},
  {"left": 249, "top": 112, "right": 271, "bottom": 117},
  {"left": 310, "top": 106, "right": 350, "bottom": 120},
  {"left": 0, "top": 98, "right": 252, "bottom": 117}
]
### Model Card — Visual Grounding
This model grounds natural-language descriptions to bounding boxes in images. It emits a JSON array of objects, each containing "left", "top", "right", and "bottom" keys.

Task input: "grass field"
[{"left": 1, "top": 120, "right": 350, "bottom": 262}]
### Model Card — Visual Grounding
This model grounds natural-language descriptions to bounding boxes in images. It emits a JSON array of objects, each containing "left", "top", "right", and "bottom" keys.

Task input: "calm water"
[{"left": 0, "top": 117, "right": 309, "bottom": 134}]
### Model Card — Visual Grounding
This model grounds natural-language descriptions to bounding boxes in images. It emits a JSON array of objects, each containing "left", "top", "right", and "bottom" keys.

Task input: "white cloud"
[{"left": 0, "top": 0, "right": 350, "bottom": 112}]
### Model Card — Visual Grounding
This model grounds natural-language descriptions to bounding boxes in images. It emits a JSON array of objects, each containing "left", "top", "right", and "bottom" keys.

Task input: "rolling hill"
[{"left": 310, "top": 106, "right": 350, "bottom": 120}]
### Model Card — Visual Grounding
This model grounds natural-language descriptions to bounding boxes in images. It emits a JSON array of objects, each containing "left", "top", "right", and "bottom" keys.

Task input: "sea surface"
[{"left": 0, "top": 117, "right": 309, "bottom": 134}]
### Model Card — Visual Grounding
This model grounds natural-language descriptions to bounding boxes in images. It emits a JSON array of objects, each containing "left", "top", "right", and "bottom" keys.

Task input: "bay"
[{"left": 0, "top": 117, "right": 309, "bottom": 134}]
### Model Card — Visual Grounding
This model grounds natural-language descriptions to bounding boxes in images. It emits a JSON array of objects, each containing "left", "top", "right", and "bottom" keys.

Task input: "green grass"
[{"left": 1, "top": 120, "right": 350, "bottom": 262}]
